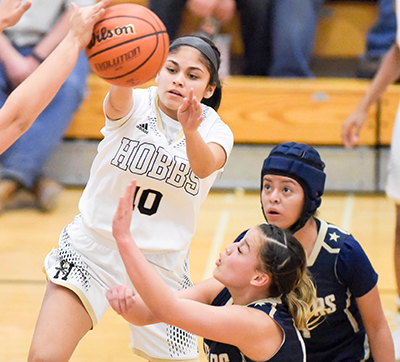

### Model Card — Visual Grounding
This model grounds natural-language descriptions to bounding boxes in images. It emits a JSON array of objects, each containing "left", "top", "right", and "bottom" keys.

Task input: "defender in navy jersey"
[
  {"left": 235, "top": 142, "right": 394, "bottom": 361},
  {"left": 107, "top": 180, "right": 320, "bottom": 362},
  {"left": 203, "top": 288, "right": 306, "bottom": 362}
]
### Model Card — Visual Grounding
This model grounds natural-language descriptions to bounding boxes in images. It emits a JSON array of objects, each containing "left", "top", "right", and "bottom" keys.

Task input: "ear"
[
  {"left": 250, "top": 272, "right": 270, "bottom": 288},
  {"left": 202, "top": 84, "right": 216, "bottom": 99}
]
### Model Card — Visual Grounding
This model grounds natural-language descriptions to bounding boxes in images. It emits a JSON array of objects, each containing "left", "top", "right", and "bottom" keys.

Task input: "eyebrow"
[
  {"left": 242, "top": 238, "right": 251, "bottom": 251},
  {"left": 263, "top": 176, "right": 296, "bottom": 185},
  {"left": 166, "top": 59, "right": 205, "bottom": 73}
]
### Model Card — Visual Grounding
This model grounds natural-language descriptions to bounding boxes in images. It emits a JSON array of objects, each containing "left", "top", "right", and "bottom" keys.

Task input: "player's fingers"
[
  {"left": 91, "top": 0, "right": 112, "bottom": 19},
  {"left": 106, "top": 288, "right": 121, "bottom": 313},
  {"left": 21, "top": 0, "right": 31, "bottom": 12},
  {"left": 122, "top": 286, "right": 134, "bottom": 313}
]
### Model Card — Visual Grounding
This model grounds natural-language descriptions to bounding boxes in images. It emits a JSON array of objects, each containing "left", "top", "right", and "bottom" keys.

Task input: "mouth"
[
  {"left": 267, "top": 209, "right": 280, "bottom": 217},
  {"left": 168, "top": 90, "right": 183, "bottom": 97}
]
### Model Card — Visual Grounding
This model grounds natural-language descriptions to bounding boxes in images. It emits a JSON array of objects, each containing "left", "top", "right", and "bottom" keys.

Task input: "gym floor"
[{"left": 0, "top": 187, "right": 397, "bottom": 361}]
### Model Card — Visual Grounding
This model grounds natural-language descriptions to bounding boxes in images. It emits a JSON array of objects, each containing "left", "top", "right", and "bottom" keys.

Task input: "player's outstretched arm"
[
  {"left": 104, "top": 85, "right": 134, "bottom": 121},
  {"left": 0, "top": 0, "right": 31, "bottom": 33},
  {"left": 0, "top": 0, "right": 112, "bottom": 155}
]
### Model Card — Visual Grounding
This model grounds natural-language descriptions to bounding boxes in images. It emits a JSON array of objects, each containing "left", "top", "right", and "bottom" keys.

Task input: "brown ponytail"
[{"left": 257, "top": 224, "right": 320, "bottom": 330}]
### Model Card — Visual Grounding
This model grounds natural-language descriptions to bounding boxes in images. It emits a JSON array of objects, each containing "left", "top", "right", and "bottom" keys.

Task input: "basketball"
[{"left": 85, "top": 4, "right": 169, "bottom": 87}]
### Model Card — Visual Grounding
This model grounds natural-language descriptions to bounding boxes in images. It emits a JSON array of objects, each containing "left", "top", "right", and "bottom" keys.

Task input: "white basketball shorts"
[{"left": 44, "top": 215, "right": 199, "bottom": 361}]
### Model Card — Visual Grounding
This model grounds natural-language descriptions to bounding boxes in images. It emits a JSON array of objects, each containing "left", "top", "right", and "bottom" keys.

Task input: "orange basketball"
[{"left": 85, "top": 4, "right": 169, "bottom": 87}]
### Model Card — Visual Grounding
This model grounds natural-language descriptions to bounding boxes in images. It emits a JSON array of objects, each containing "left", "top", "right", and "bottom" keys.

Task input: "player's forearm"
[
  {"left": 184, "top": 131, "right": 220, "bottom": 178},
  {"left": 357, "top": 44, "right": 400, "bottom": 113},
  {"left": 105, "top": 85, "right": 134, "bottom": 120},
  {"left": 367, "top": 328, "right": 395, "bottom": 362},
  {"left": 117, "top": 237, "right": 182, "bottom": 324}
]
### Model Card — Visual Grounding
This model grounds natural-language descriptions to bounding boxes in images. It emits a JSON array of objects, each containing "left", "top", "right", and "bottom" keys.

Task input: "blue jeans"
[
  {"left": 363, "top": 0, "right": 397, "bottom": 59},
  {"left": 0, "top": 48, "right": 90, "bottom": 189},
  {"left": 268, "top": 0, "right": 324, "bottom": 77}
]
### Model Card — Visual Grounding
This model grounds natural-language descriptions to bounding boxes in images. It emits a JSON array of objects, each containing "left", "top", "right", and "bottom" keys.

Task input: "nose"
[
  {"left": 271, "top": 188, "right": 280, "bottom": 202},
  {"left": 225, "top": 244, "right": 233, "bottom": 255},
  {"left": 173, "top": 72, "right": 184, "bottom": 86}
]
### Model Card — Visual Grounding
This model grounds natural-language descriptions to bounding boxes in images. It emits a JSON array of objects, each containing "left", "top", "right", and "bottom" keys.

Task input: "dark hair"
[
  {"left": 257, "top": 223, "right": 318, "bottom": 330},
  {"left": 169, "top": 35, "right": 222, "bottom": 111},
  {"left": 261, "top": 142, "right": 326, "bottom": 233}
]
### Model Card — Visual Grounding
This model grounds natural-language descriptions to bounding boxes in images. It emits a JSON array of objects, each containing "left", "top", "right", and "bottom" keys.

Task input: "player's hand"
[
  {"left": 187, "top": 0, "right": 219, "bottom": 19},
  {"left": 68, "top": 0, "right": 112, "bottom": 49},
  {"left": 177, "top": 88, "right": 203, "bottom": 134},
  {"left": 341, "top": 109, "right": 368, "bottom": 149},
  {"left": 213, "top": 0, "right": 236, "bottom": 25},
  {"left": 112, "top": 179, "right": 136, "bottom": 246},
  {"left": 107, "top": 285, "right": 135, "bottom": 315},
  {"left": 0, "top": 0, "right": 31, "bottom": 32}
]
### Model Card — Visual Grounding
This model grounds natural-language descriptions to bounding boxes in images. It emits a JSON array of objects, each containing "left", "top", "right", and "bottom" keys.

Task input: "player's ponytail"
[{"left": 258, "top": 224, "right": 321, "bottom": 330}]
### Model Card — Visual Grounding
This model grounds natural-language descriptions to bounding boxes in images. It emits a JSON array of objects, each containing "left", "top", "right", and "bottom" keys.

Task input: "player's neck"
[{"left": 293, "top": 217, "right": 318, "bottom": 258}]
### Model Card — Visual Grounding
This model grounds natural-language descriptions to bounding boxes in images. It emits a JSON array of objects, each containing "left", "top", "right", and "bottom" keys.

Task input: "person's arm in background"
[
  {"left": 342, "top": 43, "right": 400, "bottom": 148},
  {"left": 0, "top": 0, "right": 112, "bottom": 154},
  {"left": 0, "top": 0, "right": 31, "bottom": 32},
  {"left": 0, "top": 4, "right": 74, "bottom": 89}
]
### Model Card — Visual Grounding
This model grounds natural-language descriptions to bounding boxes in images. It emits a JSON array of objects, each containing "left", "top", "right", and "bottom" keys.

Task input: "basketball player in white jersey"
[
  {"left": 342, "top": 0, "right": 400, "bottom": 358},
  {"left": 28, "top": 35, "right": 233, "bottom": 362}
]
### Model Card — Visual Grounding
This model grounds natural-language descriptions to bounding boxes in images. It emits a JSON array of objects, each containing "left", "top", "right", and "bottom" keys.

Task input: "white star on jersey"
[{"left": 329, "top": 232, "right": 340, "bottom": 242}]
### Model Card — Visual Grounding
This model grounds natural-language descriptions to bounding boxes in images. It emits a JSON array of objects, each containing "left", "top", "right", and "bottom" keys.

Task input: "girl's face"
[
  {"left": 156, "top": 46, "right": 215, "bottom": 119},
  {"left": 213, "top": 227, "right": 263, "bottom": 288},
  {"left": 261, "top": 174, "right": 305, "bottom": 230}
]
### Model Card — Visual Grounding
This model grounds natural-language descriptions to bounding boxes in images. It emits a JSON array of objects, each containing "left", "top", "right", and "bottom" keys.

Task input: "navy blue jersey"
[
  {"left": 203, "top": 288, "right": 306, "bottom": 362},
  {"left": 233, "top": 219, "right": 378, "bottom": 362}
]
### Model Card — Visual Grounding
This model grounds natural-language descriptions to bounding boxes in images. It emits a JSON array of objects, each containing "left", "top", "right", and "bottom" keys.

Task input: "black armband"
[{"left": 30, "top": 50, "right": 45, "bottom": 63}]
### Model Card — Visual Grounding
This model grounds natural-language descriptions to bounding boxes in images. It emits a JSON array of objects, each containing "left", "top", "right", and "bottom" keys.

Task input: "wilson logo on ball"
[{"left": 87, "top": 24, "right": 137, "bottom": 50}]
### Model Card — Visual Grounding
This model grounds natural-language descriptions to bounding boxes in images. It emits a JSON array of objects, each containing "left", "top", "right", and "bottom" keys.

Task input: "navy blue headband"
[{"left": 170, "top": 36, "right": 219, "bottom": 71}]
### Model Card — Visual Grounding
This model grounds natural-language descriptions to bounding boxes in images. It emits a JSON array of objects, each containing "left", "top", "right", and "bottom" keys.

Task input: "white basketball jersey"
[{"left": 79, "top": 86, "right": 233, "bottom": 253}]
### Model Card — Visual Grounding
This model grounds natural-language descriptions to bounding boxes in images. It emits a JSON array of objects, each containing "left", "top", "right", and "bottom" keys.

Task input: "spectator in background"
[
  {"left": 0, "top": 0, "right": 95, "bottom": 213},
  {"left": 149, "top": 0, "right": 270, "bottom": 76},
  {"left": 268, "top": 0, "right": 324, "bottom": 77},
  {"left": 149, "top": 0, "right": 325, "bottom": 77},
  {"left": 357, "top": 0, "right": 397, "bottom": 79}
]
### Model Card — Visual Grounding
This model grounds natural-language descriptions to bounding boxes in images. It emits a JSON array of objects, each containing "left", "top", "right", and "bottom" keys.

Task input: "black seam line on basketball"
[
  {"left": 102, "top": 42, "right": 160, "bottom": 80},
  {"left": 95, "top": 15, "right": 162, "bottom": 31},
  {"left": 87, "top": 31, "right": 167, "bottom": 60}
]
